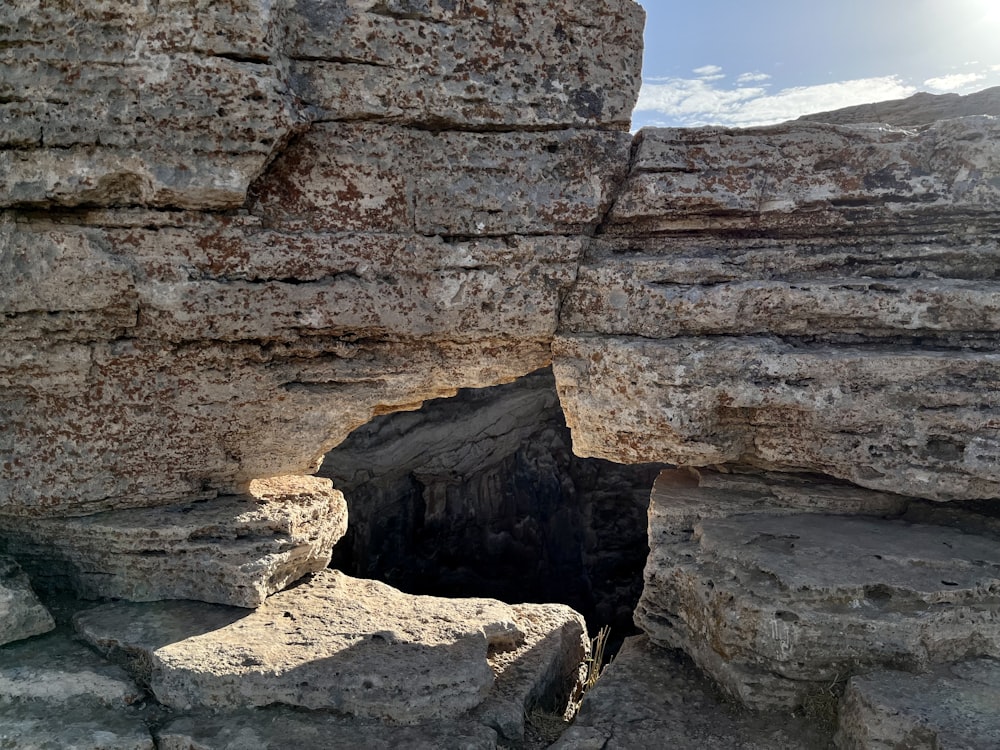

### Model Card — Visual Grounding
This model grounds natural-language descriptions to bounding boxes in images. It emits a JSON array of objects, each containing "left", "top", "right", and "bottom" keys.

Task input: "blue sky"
[{"left": 633, "top": 0, "right": 1000, "bottom": 129}]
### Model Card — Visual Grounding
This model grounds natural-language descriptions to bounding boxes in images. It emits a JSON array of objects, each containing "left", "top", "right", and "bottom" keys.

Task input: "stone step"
[
  {"left": 74, "top": 570, "right": 586, "bottom": 738},
  {"left": 0, "top": 629, "right": 152, "bottom": 749},
  {"left": 836, "top": 659, "right": 1000, "bottom": 749},
  {"left": 636, "top": 469, "right": 1000, "bottom": 711},
  {"left": 0, "top": 476, "right": 347, "bottom": 608}
]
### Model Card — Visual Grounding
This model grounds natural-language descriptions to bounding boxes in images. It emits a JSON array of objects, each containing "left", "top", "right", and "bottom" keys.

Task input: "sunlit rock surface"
[
  {"left": 555, "top": 116, "right": 1000, "bottom": 500},
  {"left": 0, "top": 476, "right": 347, "bottom": 607}
]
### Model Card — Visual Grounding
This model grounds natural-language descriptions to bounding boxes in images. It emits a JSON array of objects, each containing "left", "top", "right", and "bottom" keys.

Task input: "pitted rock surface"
[
  {"left": 0, "top": 476, "right": 347, "bottom": 607},
  {"left": 836, "top": 659, "right": 1000, "bottom": 749},
  {"left": 555, "top": 115, "right": 1000, "bottom": 501},
  {"left": 73, "top": 570, "right": 579, "bottom": 724},
  {"left": 0, "top": 555, "right": 54, "bottom": 646},
  {"left": 636, "top": 470, "right": 1000, "bottom": 711}
]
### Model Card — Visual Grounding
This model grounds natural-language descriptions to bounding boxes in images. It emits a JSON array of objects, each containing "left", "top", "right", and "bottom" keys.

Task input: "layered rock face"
[
  {"left": 320, "top": 367, "right": 661, "bottom": 633},
  {"left": 1, "top": 0, "right": 642, "bottom": 519},
  {"left": 555, "top": 117, "right": 1000, "bottom": 501}
]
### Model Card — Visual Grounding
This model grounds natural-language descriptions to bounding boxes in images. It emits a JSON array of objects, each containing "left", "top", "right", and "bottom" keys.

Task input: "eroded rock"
[
  {"left": 0, "top": 629, "right": 151, "bottom": 749},
  {"left": 73, "top": 570, "right": 563, "bottom": 723},
  {"left": 635, "top": 470, "right": 1000, "bottom": 710},
  {"left": 0, "top": 556, "right": 54, "bottom": 646},
  {"left": 836, "top": 659, "right": 1000, "bottom": 750},
  {"left": 0, "top": 476, "right": 347, "bottom": 607}
]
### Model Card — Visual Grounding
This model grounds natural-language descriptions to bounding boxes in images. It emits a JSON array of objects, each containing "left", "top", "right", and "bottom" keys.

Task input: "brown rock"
[{"left": 800, "top": 85, "right": 1000, "bottom": 126}]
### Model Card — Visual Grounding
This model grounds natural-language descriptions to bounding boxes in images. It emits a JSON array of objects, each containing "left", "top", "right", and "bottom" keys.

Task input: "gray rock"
[
  {"left": 74, "top": 570, "right": 539, "bottom": 722},
  {"left": 554, "top": 334, "right": 1000, "bottom": 501},
  {"left": 635, "top": 471, "right": 1000, "bottom": 710},
  {"left": 0, "top": 629, "right": 151, "bottom": 749},
  {"left": 800, "top": 85, "right": 1000, "bottom": 126},
  {"left": 249, "top": 123, "right": 631, "bottom": 236},
  {"left": 836, "top": 660, "right": 1000, "bottom": 749},
  {"left": 0, "top": 476, "right": 347, "bottom": 608},
  {"left": 551, "top": 636, "right": 834, "bottom": 750},
  {"left": 286, "top": 0, "right": 644, "bottom": 129},
  {"left": 0, "top": 556, "right": 54, "bottom": 646},
  {"left": 157, "top": 708, "right": 497, "bottom": 750},
  {"left": 553, "top": 116, "right": 1000, "bottom": 501}
]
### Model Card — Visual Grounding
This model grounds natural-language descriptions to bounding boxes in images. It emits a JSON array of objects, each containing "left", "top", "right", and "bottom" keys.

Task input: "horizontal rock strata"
[
  {"left": 0, "top": 476, "right": 347, "bottom": 607},
  {"left": 74, "top": 570, "right": 586, "bottom": 726},
  {"left": 0, "top": 630, "right": 151, "bottom": 749},
  {"left": 836, "top": 659, "right": 1000, "bottom": 749},
  {"left": 635, "top": 469, "right": 1000, "bottom": 710},
  {"left": 2, "top": 0, "right": 635, "bottom": 515},
  {"left": 0, "top": 556, "right": 54, "bottom": 646},
  {"left": 555, "top": 116, "right": 1000, "bottom": 500}
]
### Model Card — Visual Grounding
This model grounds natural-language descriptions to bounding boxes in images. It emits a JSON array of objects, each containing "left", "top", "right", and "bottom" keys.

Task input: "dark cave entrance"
[{"left": 318, "top": 367, "right": 664, "bottom": 641}]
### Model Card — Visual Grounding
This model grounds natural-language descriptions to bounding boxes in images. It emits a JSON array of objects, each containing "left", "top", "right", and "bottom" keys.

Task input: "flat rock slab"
[
  {"left": 0, "top": 555, "right": 54, "bottom": 646},
  {"left": 0, "top": 476, "right": 347, "bottom": 608},
  {"left": 637, "top": 479, "right": 1000, "bottom": 710},
  {"left": 157, "top": 708, "right": 497, "bottom": 750},
  {"left": 0, "top": 629, "right": 151, "bottom": 749},
  {"left": 74, "top": 570, "right": 528, "bottom": 722},
  {"left": 837, "top": 659, "right": 1000, "bottom": 749},
  {"left": 551, "top": 636, "right": 833, "bottom": 749}
]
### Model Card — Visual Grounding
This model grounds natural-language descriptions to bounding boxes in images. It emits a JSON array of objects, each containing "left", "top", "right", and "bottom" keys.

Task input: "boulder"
[
  {"left": 0, "top": 476, "right": 347, "bottom": 607},
  {"left": 0, "top": 555, "right": 54, "bottom": 646},
  {"left": 635, "top": 470, "right": 1000, "bottom": 710},
  {"left": 836, "top": 659, "right": 1000, "bottom": 749},
  {"left": 74, "top": 570, "right": 585, "bottom": 726}
]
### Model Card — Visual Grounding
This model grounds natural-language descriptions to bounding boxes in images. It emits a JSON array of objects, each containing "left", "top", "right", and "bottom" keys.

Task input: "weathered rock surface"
[
  {"left": 0, "top": 629, "right": 152, "bottom": 749},
  {"left": 836, "top": 659, "right": 1000, "bottom": 750},
  {"left": 74, "top": 569, "right": 585, "bottom": 727},
  {"left": 0, "top": 0, "right": 301, "bottom": 209},
  {"left": 320, "top": 367, "right": 660, "bottom": 634},
  {"left": 0, "top": 476, "right": 347, "bottom": 607},
  {"left": 800, "top": 85, "right": 1000, "bottom": 126},
  {"left": 286, "top": 0, "right": 644, "bottom": 129},
  {"left": 635, "top": 470, "right": 1000, "bottom": 710},
  {"left": 0, "top": 555, "right": 54, "bottom": 646},
  {"left": 551, "top": 635, "right": 834, "bottom": 749},
  {"left": 555, "top": 116, "right": 1000, "bottom": 501},
  {"left": 157, "top": 710, "right": 498, "bottom": 750}
]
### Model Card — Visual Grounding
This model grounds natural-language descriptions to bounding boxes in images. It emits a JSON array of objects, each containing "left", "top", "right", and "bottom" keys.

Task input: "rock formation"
[
  {"left": 319, "top": 367, "right": 661, "bottom": 634},
  {"left": 3, "top": 0, "right": 1000, "bottom": 746}
]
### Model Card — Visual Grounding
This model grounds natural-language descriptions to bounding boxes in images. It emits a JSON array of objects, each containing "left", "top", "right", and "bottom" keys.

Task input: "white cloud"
[
  {"left": 692, "top": 64, "right": 724, "bottom": 77},
  {"left": 736, "top": 72, "right": 772, "bottom": 83},
  {"left": 635, "top": 75, "right": 916, "bottom": 128},
  {"left": 924, "top": 72, "right": 984, "bottom": 91}
]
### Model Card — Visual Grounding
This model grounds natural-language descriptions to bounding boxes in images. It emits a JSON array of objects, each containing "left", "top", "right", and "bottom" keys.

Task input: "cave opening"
[{"left": 318, "top": 366, "right": 665, "bottom": 644}]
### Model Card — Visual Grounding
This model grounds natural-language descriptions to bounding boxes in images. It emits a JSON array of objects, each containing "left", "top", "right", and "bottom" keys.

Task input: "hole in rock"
[{"left": 318, "top": 366, "right": 666, "bottom": 648}]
